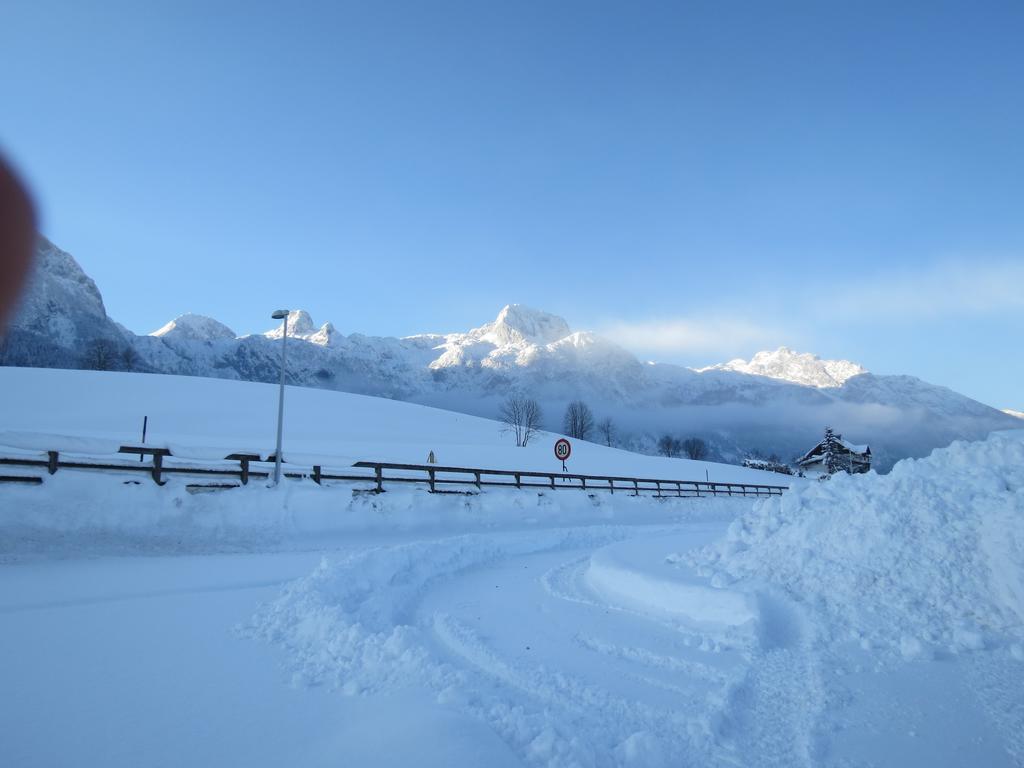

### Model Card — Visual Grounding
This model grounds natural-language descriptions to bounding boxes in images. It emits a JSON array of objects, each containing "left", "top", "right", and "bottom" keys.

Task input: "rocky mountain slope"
[{"left": 3, "top": 237, "right": 1019, "bottom": 470}]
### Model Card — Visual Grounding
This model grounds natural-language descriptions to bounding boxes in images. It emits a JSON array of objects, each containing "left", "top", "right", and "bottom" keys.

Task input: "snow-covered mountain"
[
  {"left": 3, "top": 237, "right": 1020, "bottom": 470},
  {"left": 1004, "top": 409, "right": 1024, "bottom": 420},
  {"left": 699, "top": 347, "right": 867, "bottom": 388},
  {"left": 151, "top": 313, "right": 236, "bottom": 342},
  {"left": 0, "top": 236, "right": 133, "bottom": 369}
]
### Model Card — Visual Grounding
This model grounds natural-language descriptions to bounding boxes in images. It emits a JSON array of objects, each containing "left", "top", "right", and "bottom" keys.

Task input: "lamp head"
[{"left": 271, "top": 309, "right": 289, "bottom": 320}]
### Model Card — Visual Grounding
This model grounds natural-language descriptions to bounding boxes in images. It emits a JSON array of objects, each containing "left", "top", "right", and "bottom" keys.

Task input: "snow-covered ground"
[
  {"left": 0, "top": 367, "right": 777, "bottom": 481},
  {"left": 1, "top": 368, "right": 1022, "bottom": 766}
]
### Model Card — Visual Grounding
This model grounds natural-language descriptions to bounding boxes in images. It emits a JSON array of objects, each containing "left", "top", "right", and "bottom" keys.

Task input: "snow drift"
[{"left": 695, "top": 431, "right": 1024, "bottom": 658}]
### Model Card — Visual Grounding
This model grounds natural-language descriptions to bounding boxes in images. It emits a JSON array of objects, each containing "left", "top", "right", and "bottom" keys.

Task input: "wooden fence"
[{"left": 0, "top": 445, "right": 789, "bottom": 498}]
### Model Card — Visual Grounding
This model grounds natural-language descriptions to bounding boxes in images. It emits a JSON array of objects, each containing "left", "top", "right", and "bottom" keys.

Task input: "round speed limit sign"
[{"left": 554, "top": 438, "right": 572, "bottom": 461}]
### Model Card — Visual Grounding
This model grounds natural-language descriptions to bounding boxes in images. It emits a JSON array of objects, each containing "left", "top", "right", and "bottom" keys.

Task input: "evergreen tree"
[{"left": 822, "top": 426, "right": 844, "bottom": 475}]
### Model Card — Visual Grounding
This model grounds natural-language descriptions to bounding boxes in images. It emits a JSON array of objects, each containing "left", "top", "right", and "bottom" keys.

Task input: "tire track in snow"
[
  {"left": 248, "top": 523, "right": 799, "bottom": 766},
  {"left": 420, "top": 540, "right": 760, "bottom": 766},
  {"left": 431, "top": 611, "right": 709, "bottom": 767}
]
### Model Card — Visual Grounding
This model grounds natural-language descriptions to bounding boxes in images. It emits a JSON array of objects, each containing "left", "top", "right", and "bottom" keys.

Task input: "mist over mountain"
[{"left": 3, "top": 237, "right": 1018, "bottom": 470}]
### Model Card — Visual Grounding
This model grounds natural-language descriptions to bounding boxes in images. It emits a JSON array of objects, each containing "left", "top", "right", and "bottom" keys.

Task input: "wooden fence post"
[
  {"left": 429, "top": 468, "right": 436, "bottom": 493},
  {"left": 312, "top": 465, "right": 321, "bottom": 485},
  {"left": 375, "top": 465, "right": 383, "bottom": 493},
  {"left": 47, "top": 451, "right": 58, "bottom": 475}
]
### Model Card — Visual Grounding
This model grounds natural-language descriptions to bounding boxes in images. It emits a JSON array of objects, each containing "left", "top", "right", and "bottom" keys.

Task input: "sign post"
[{"left": 554, "top": 438, "right": 572, "bottom": 477}]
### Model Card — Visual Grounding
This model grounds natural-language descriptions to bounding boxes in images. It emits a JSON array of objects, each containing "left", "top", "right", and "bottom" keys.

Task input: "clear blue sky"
[{"left": 2, "top": 0, "right": 1022, "bottom": 408}]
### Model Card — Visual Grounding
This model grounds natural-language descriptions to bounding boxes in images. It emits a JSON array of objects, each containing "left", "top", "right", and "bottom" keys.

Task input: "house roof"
[
  {"left": 797, "top": 437, "right": 871, "bottom": 465},
  {"left": 839, "top": 438, "right": 870, "bottom": 454}
]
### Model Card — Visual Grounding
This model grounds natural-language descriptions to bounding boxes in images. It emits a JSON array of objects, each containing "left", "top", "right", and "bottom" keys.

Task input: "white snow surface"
[
  {"left": 0, "top": 366, "right": 776, "bottom": 484},
  {"left": 696, "top": 431, "right": 1024, "bottom": 656},
  {"left": 1004, "top": 409, "right": 1024, "bottom": 419},
  {"left": 3, "top": 367, "right": 1024, "bottom": 766}
]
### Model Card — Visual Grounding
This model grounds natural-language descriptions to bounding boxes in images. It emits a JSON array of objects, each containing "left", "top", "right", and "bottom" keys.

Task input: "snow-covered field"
[
  {"left": 0, "top": 367, "right": 777, "bottom": 481},
  {"left": 1, "top": 368, "right": 1022, "bottom": 766}
]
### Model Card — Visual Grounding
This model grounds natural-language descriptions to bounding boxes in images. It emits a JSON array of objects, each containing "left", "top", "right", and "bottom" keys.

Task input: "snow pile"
[{"left": 695, "top": 431, "right": 1024, "bottom": 658}]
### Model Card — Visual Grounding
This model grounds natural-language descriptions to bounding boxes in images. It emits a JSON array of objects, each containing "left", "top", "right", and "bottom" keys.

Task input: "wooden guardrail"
[
  {"left": 352, "top": 461, "right": 787, "bottom": 497},
  {"left": 0, "top": 446, "right": 789, "bottom": 498}
]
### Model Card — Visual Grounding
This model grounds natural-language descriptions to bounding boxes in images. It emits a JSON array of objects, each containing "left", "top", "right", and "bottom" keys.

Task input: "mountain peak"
[
  {"left": 5, "top": 237, "right": 119, "bottom": 352},
  {"left": 482, "top": 304, "right": 571, "bottom": 346},
  {"left": 704, "top": 346, "right": 867, "bottom": 388},
  {"left": 151, "top": 313, "right": 236, "bottom": 341},
  {"left": 265, "top": 309, "right": 316, "bottom": 339}
]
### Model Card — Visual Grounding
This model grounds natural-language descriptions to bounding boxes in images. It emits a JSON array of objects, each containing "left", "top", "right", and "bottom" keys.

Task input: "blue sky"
[{"left": 2, "top": 0, "right": 1022, "bottom": 408}]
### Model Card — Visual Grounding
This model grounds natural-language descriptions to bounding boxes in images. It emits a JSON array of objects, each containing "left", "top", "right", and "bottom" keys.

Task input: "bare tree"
[
  {"left": 121, "top": 344, "right": 140, "bottom": 371},
  {"left": 682, "top": 437, "right": 708, "bottom": 461},
  {"left": 657, "top": 435, "right": 681, "bottom": 457},
  {"left": 83, "top": 339, "right": 117, "bottom": 371},
  {"left": 562, "top": 400, "right": 594, "bottom": 440},
  {"left": 597, "top": 417, "right": 615, "bottom": 447},
  {"left": 500, "top": 395, "right": 543, "bottom": 447}
]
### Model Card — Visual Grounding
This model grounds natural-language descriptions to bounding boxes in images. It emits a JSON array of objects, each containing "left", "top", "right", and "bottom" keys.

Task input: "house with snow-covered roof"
[{"left": 796, "top": 429, "right": 871, "bottom": 476}]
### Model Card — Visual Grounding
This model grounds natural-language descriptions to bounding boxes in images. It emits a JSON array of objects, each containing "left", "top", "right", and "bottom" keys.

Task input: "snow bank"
[
  {"left": 694, "top": 431, "right": 1024, "bottom": 657},
  {"left": 0, "top": 469, "right": 751, "bottom": 555}
]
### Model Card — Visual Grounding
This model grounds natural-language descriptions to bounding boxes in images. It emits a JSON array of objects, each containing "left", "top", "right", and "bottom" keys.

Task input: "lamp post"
[{"left": 271, "top": 309, "right": 289, "bottom": 485}]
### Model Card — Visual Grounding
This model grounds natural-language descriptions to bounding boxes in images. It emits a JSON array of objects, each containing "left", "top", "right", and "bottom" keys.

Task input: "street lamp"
[{"left": 271, "top": 309, "right": 289, "bottom": 485}]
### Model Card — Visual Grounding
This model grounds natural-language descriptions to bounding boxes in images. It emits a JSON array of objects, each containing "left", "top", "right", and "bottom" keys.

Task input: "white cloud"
[
  {"left": 602, "top": 317, "right": 783, "bottom": 357},
  {"left": 597, "top": 256, "right": 1022, "bottom": 365},
  {"left": 825, "top": 259, "right": 1024, "bottom": 320}
]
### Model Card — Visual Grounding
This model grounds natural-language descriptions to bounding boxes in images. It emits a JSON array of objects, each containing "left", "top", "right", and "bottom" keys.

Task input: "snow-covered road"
[
  {"left": 0, "top": 517, "right": 758, "bottom": 766},
  {"left": 2, "top": 508, "right": 1020, "bottom": 767}
]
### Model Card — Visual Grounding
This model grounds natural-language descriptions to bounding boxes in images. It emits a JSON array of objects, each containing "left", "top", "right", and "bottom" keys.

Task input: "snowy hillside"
[
  {"left": 3, "top": 236, "right": 1019, "bottom": 470},
  {"left": 0, "top": 366, "right": 777, "bottom": 484}
]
